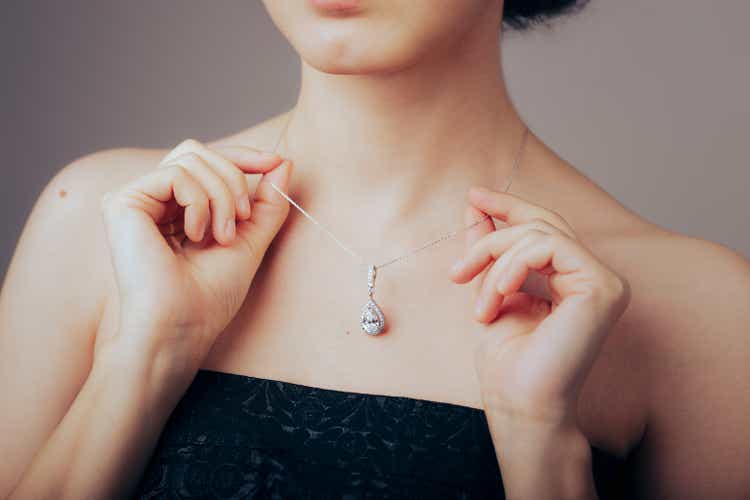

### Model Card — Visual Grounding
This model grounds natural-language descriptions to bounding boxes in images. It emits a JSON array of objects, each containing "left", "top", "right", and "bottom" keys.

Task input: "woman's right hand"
[{"left": 98, "top": 139, "right": 293, "bottom": 383}]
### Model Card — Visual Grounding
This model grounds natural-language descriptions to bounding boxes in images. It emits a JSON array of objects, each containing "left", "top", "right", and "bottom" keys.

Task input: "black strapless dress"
[{"left": 134, "top": 369, "right": 628, "bottom": 499}]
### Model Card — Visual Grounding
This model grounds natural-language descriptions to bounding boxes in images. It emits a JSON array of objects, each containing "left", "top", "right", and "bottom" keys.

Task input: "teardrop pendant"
[
  {"left": 361, "top": 264, "right": 386, "bottom": 335},
  {"left": 361, "top": 297, "right": 386, "bottom": 335}
]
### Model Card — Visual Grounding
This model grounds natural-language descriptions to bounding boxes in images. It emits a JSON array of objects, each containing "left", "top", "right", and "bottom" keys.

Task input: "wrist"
[
  {"left": 93, "top": 325, "right": 202, "bottom": 405},
  {"left": 485, "top": 414, "right": 596, "bottom": 500}
]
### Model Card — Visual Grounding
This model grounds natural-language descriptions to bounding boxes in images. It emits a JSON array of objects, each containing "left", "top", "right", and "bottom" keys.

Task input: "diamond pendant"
[{"left": 361, "top": 264, "right": 386, "bottom": 335}]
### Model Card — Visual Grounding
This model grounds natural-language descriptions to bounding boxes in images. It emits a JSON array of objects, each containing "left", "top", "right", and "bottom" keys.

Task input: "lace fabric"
[{"left": 135, "top": 369, "right": 627, "bottom": 499}]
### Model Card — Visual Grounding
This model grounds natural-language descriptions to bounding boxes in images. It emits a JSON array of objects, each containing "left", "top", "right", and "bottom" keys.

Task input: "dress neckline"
[
  {"left": 195, "top": 368, "right": 625, "bottom": 461},
  {"left": 137, "top": 368, "right": 629, "bottom": 497},
  {"left": 198, "top": 367, "right": 486, "bottom": 413}
]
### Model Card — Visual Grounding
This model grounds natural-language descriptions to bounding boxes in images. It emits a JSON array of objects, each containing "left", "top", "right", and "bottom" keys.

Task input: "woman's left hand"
[{"left": 449, "top": 186, "right": 631, "bottom": 429}]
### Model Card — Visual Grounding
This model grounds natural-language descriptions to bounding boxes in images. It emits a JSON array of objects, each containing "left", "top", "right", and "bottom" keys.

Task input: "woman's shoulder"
[
  {"left": 47, "top": 111, "right": 290, "bottom": 227},
  {"left": 56, "top": 110, "right": 290, "bottom": 189},
  {"left": 23, "top": 147, "right": 167, "bottom": 328},
  {"left": 0, "top": 147, "right": 169, "bottom": 377},
  {"left": 591, "top": 209, "right": 749, "bottom": 364},
  {"left": 632, "top": 224, "right": 748, "bottom": 370},
  {"left": 594, "top": 221, "right": 749, "bottom": 317},
  {"left": 622, "top": 230, "right": 749, "bottom": 494},
  {"left": 586, "top": 218, "right": 750, "bottom": 460},
  {"left": 56, "top": 146, "right": 167, "bottom": 188},
  {"left": 12, "top": 122, "right": 270, "bottom": 342},
  {"left": 590, "top": 218, "right": 750, "bottom": 457}
]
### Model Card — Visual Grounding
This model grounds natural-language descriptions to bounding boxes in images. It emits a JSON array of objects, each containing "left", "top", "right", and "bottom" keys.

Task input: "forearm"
[
  {"left": 485, "top": 410, "right": 597, "bottom": 500},
  {"left": 7, "top": 335, "right": 193, "bottom": 500}
]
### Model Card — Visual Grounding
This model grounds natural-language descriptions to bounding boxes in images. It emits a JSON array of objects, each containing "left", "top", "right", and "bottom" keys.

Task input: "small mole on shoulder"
[{"left": 58, "top": 189, "right": 67, "bottom": 198}]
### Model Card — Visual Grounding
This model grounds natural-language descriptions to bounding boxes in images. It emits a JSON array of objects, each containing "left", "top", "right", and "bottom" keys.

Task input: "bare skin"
[
  {"left": 2, "top": 113, "right": 747, "bottom": 498},
  {"left": 2, "top": 1, "right": 749, "bottom": 497}
]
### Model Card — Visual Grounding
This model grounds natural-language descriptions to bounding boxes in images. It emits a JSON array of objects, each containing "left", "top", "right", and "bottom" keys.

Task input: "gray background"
[{"left": 2, "top": 0, "right": 749, "bottom": 284}]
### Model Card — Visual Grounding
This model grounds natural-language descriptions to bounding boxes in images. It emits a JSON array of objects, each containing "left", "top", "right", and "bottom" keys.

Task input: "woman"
[{"left": 2, "top": 1, "right": 748, "bottom": 498}]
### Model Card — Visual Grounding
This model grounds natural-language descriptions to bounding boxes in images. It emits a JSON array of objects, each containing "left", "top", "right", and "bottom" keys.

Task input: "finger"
[
  {"left": 161, "top": 153, "right": 236, "bottom": 246},
  {"left": 450, "top": 220, "right": 564, "bottom": 284},
  {"left": 149, "top": 165, "right": 210, "bottom": 241},
  {"left": 496, "top": 237, "right": 553, "bottom": 299},
  {"left": 161, "top": 139, "right": 281, "bottom": 221},
  {"left": 158, "top": 217, "right": 184, "bottom": 237},
  {"left": 116, "top": 164, "right": 208, "bottom": 224},
  {"left": 474, "top": 231, "right": 548, "bottom": 323},
  {"left": 495, "top": 232, "right": 618, "bottom": 306},
  {"left": 494, "top": 234, "right": 627, "bottom": 386},
  {"left": 174, "top": 141, "right": 253, "bottom": 220},
  {"left": 162, "top": 140, "right": 284, "bottom": 174},
  {"left": 161, "top": 197, "right": 186, "bottom": 223},
  {"left": 455, "top": 204, "right": 495, "bottom": 296},
  {"left": 170, "top": 166, "right": 209, "bottom": 242},
  {"left": 468, "top": 186, "right": 576, "bottom": 237},
  {"left": 100, "top": 165, "right": 210, "bottom": 284},
  {"left": 131, "top": 166, "right": 209, "bottom": 243},
  {"left": 211, "top": 147, "right": 285, "bottom": 221},
  {"left": 213, "top": 145, "right": 285, "bottom": 172},
  {"left": 463, "top": 203, "right": 495, "bottom": 253},
  {"left": 236, "top": 159, "right": 294, "bottom": 258}
]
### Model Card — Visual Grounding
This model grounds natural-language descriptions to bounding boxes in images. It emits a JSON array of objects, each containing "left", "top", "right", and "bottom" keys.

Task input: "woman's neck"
[{"left": 282, "top": 24, "right": 527, "bottom": 240}]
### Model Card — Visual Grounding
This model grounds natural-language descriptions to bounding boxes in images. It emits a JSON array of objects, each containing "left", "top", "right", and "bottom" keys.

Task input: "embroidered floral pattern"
[{"left": 135, "top": 370, "right": 625, "bottom": 499}]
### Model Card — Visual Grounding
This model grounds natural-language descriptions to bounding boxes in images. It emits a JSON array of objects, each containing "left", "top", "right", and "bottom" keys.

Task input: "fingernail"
[
  {"left": 197, "top": 218, "right": 207, "bottom": 239},
  {"left": 259, "top": 150, "right": 281, "bottom": 159},
  {"left": 238, "top": 195, "right": 251, "bottom": 218},
  {"left": 450, "top": 258, "right": 463, "bottom": 274},
  {"left": 475, "top": 297, "right": 487, "bottom": 318},
  {"left": 224, "top": 218, "right": 235, "bottom": 240},
  {"left": 497, "top": 274, "right": 514, "bottom": 293}
]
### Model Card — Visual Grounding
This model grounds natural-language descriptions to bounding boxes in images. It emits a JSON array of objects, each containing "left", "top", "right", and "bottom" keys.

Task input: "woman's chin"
[
  {"left": 299, "top": 43, "right": 418, "bottom": 76},
  {"left": 303, "top": 56, "right": 393, "bottom": 76}
]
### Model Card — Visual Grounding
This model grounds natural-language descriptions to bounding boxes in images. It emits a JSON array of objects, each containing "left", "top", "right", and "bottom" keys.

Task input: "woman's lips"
[{"left": 308, "top": 0, "right": 363, "bottom": 15}]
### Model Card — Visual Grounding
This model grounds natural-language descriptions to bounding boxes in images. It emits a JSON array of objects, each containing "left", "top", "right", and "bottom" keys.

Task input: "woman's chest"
[
  {"left": 201, "top": 221, "right": 646, "bottom": 458},
  {"left": 203, "top": 223, "right": 488, "bottom": 409}
]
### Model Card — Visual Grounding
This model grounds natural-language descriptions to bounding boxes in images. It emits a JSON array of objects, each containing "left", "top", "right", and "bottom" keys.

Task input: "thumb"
[{"left": 237, "top": 159, "right": 294, "bottom": 257}]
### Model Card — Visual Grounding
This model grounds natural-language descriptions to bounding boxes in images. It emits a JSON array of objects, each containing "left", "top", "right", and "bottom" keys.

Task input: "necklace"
[{"left": 263, "top": 110, "right": 529, "bottom": 336}]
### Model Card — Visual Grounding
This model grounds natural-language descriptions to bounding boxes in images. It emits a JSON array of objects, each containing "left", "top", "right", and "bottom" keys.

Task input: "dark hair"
[{"left": 503, "top": 0, "right": 590, "bottom": 31}]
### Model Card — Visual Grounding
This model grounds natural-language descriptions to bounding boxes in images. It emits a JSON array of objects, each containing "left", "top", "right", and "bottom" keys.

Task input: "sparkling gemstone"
[{"left": 360, "top": 298, "right": 385, "bottom": 335}]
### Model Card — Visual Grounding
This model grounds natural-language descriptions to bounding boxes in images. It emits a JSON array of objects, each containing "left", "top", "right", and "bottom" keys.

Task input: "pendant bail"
[{"left": 367, "top": 264, "right": 376, "bottom": 297}]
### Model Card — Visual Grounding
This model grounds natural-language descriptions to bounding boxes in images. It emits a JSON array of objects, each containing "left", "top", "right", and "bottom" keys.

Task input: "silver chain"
[{"left": 266, "top": 109, "right": 529, "bottom": 271}]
